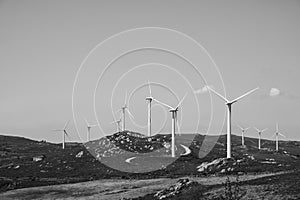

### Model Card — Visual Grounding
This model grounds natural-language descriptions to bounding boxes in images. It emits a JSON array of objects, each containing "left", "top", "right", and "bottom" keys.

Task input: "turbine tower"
[
  {"left": 52, "top": 120, "right": 70, "bottom": 149},
  {"left": 208, "top": 86, "right": 259, "bottom": 158},
  {"left": 273, "top": 123, "right": 285, "bottom": 151},
  {"left": 153, "top": 93, "right": 187, "bottom": 158},
  {"left": 237, "top": 125, "right": 250, "bottom": 147},
  {"left": 146, "top": 81, "right": 153, "bottom": 137},
  {"left": 85, "top": 118, "right": 98, "bottom": 142},
  {"left": 254, "top": 127, "right": 268, "bottom": 150},
  {"left": 111, "top": 118, "right": 122, "bottom": 132},
  {"left": 118, "top": 91, "right": 134, "bottom": 132}
]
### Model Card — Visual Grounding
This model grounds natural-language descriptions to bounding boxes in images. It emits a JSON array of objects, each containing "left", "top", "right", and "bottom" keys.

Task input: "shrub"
[{"left": 219, "top": 175, "right": 243, "bottom": 200}]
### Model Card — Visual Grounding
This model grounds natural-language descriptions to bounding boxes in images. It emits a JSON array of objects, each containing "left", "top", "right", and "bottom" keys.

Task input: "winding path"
[
  {"left": 180, "top": 144, "right": 191, "bottom": 156},
  {"left": 125, "top": 156, "right": 136, "bottom": 163}
]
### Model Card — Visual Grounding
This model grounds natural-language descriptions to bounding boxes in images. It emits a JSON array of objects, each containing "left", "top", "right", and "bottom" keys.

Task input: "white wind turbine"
[
  {"left": 273, "top": 123, "right": 285, "bottom": 151},
  {"left": 111, "top": 118, "right": 122, "bottom": 133},
  {"left": 153, "top": 93, "right": 187, "bottom": 158},
  {"left": 254, "top": 127, "right": 268, "bottom": 150},
  {"left": 145, "top": 81, "right": 153, "bottom": 137},
  {"left": 85, "top": 118, "right": 98, "bottom": 142},
  {"left": 52, "top": 120, "right": 70, "bottom": 149},
  {"left": 237, "top": 125, "right": 250, "bottom": 147},
  {"left": 118, "top": 91, "right": 134, "bottom": 132},
  {"left": 208, "top": 86, "right": 259, "bottom": 158}
]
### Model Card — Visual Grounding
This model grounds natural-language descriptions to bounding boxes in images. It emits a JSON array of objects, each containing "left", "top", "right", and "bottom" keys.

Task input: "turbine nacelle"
[
  {"left": 254, "top": 127, "right": 268, "bottom": 134},
  {"left": 273, "top": 123, "right": 285, "bottom": 138},
  {"left": 153, "top": 92, "right": 187, "bottom": 113},
  {"left": 169, "top": 107, "right": 179, "bottom": 113},
  {"left": 237, "top": 124, "right": 250, "bottom": 132},
  {"left": 146, "top": 97, "right": 153, "bottom": 101},
  {"left": 85, "top": 118, "right": 98, "bottom": 129},
  {"left": 226, "top": 100, "right": 236, "bottom": 105},
  {"left": 52, "top": 120, "right": 69, "bottom": 135}
]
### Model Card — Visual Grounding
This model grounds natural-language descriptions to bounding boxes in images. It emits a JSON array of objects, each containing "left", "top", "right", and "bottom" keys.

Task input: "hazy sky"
[{"left": 0, "top": 0, "right": 300, "bottom": 142}]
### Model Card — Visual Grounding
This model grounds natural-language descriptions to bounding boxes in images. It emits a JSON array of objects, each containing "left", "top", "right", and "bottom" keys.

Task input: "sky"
[{"left": 0, "top": 0, "right": 300, "bottom": 143}]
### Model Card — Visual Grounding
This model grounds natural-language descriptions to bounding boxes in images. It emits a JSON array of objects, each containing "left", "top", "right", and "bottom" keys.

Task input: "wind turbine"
[
  {"left": 52, "top": 120, "right": 70, "bottom": 149},
  {"left": 273, "top": 123, "right": 285, "bottom": 151},
  {"left": 254, "top": 127, "right": 268, "bottom": 150},
  {"left": 146, "top": 81, "right": 153, "bottom": 137},
  {"left": 85, "top": 118, "right": 98, "bottom": 142},
  {"left": 111, "top": 118, "right": 122, "bottom": 132},
  {"left": 153, "top": 93, "right": 187, "bottom": 158},
  {"left": 237, "top": 125, "right": 250, "bottom": 147},
  {"left": 208, "top": 86, "right": 259, "bottom": 158},
  {"left": 118, "top": 91, "right": 134, "bottom": 132}
]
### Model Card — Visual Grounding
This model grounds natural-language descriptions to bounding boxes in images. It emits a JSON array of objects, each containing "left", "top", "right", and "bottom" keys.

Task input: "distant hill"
[{"left": 0, "top": 135, "right": 37, "bottom": 144}]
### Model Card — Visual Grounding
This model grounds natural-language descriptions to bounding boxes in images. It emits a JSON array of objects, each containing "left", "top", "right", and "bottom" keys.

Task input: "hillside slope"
[{"left": 0, "top": 131, "right": 299, "bottom": 192}]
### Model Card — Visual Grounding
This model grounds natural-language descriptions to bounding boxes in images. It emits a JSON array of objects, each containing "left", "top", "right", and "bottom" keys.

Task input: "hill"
[{"left": 0, "top": 131, "right": 299, "bottom": 193}]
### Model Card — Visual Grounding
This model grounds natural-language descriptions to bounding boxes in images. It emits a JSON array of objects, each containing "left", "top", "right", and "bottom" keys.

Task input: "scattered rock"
[
  {"left": 163, "top": 142, "right": 171, "bottom": 149},
  {"left": 154, "top": 178, "right": 199, "bottom": 199},
  {"left": 247, "top": 155, "right": 255, "bottom": 160},
  {"left": 76, "top": 151, "right": 83, "bottom": 158},
  {"left": 261, "top": 161, "right": 276, "bottom": 164},
  {"left": 197, "top": 158, "right": 226, "bottom": 172},
  {"left": 33, "top": 155, "right": 46, "bottom": 162}
]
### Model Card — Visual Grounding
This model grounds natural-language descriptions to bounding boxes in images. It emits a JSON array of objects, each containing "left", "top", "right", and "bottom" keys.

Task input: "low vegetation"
[{"left": 0, "top": 132, "right": 299, "bottom": 199}]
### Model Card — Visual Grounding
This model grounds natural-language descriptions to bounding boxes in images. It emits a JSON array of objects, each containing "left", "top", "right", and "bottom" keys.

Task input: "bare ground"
[{"left": 0, "top": 172, "right": 285, "bottom": 200}]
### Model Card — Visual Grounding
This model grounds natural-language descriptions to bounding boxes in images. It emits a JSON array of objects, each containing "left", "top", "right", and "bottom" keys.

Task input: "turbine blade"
[
  {"left": 153, "top": 98, "right": 174, "bottom": 110},
  {"left": 276, "top": 123, "right": 279, "bottom": 132},
  {"left": 65, "top": 131, "right": 71, "bottom": 140},
  {"left": 90, "top": 124, "right": 98, "bottom": 127},
  {"left": 244, "top": 127, "right": 251, "bottom": 131},
  {"left": 176, "top": 92, "right": 188, "bottom": 109},
  {"left": 84, "top": 118, "right": 89, "bottom": 127},
  {"left": 64, "top": 130, "right": 69, "bottom": 137},
  {"left": 116, "top": 108, "right": 122, "bottom": 113},
  {"left": 124, "top": 90, "right": 128, "bottom": 105},
  {"left": 254, "top": 127, "right": 260, "bottom": 132},
  {"left": 278, "top": 132, "right": 285, "bottom": 137},
  {"left": 126, "top": 109, "right": 134, "bottom": 119},
  {"left": 148, "top": 80, "right": 152, "bottom": 97},
  {"left": 231, "top": 87, "right": 259, "bottom": 103},
  {"left": 52, "top": 129, "right": 62, "bottom": 132},
  {"left": 261, "top": 128, "right": 268, "bottom": 132},
  {"left": 237, "top": 124, "right": 243, "bottom": 130},
  {"left": 64, "top": 120, "right": 70, "bottom": 130},
  {"left": 207, "top": 86, "right": 228, "bottom": 102}
]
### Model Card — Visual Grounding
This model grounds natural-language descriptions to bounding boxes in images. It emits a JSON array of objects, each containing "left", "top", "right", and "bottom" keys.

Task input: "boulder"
[{"left": 154, "top": 178, "right": 199, "bottom": 199}]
